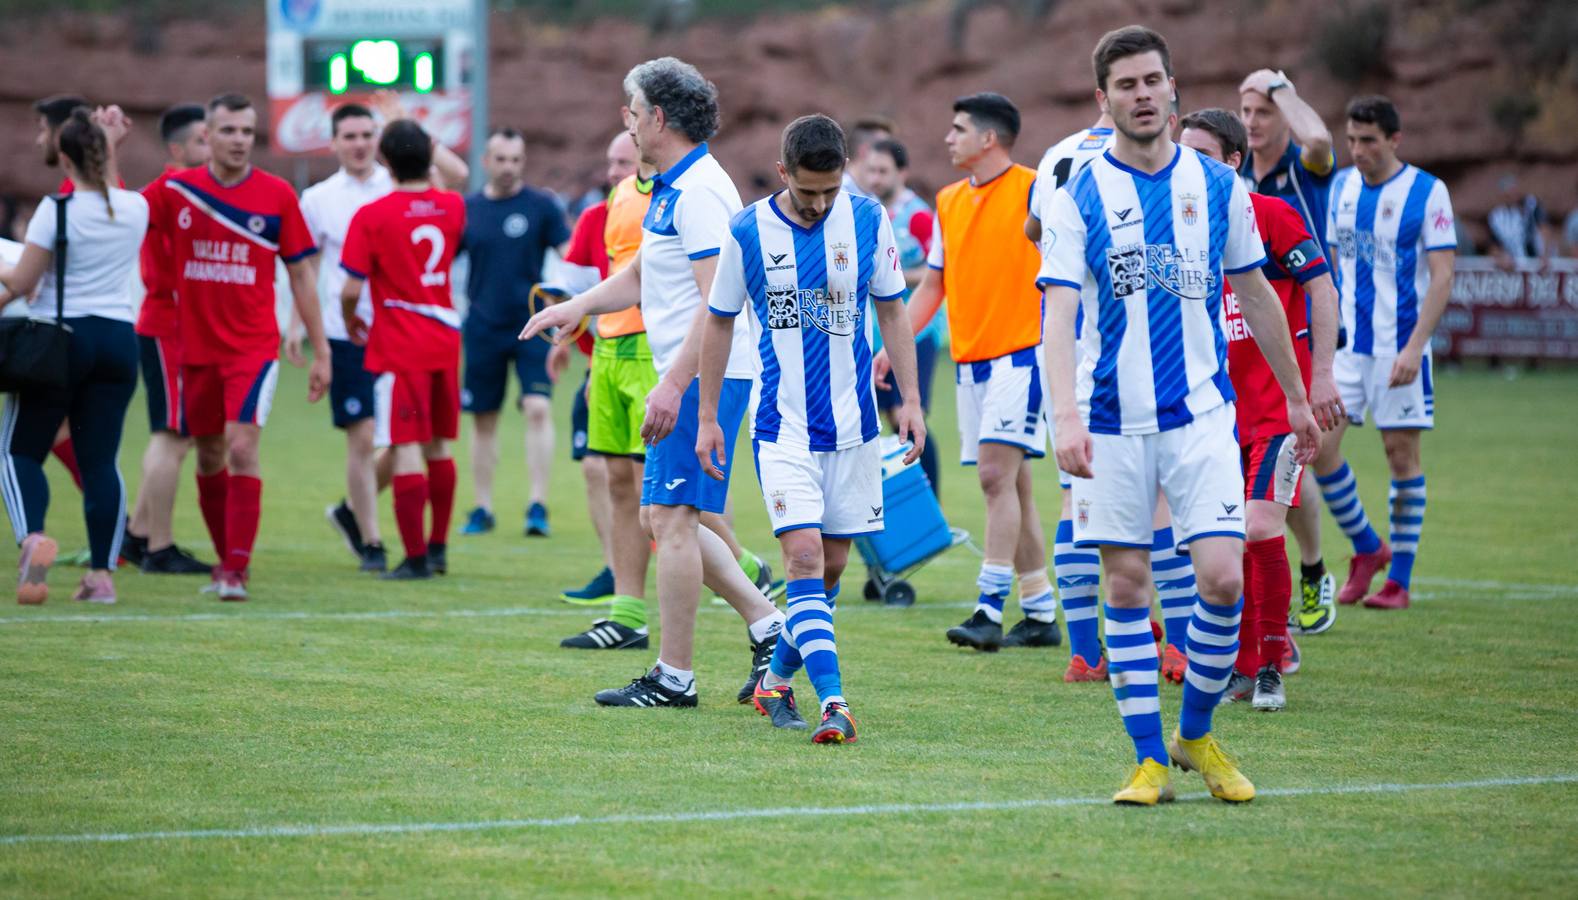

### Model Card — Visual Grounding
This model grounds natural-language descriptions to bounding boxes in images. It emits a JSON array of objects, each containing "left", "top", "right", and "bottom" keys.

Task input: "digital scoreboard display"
[{"left": 302, "top": 37, "right": 445, "bottom": 94}]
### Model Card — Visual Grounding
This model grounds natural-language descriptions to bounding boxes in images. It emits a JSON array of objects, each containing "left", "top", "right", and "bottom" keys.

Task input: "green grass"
[{"left": 2, "top": 361, "right": 1577, "bottom": 897}]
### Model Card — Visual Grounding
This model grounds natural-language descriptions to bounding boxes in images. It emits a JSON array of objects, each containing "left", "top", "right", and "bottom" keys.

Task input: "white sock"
[
  {"left": 748, "top": 609, "right": 786, "bottom": 644},
  {"left": 655, "top": 660, "right": 694, "bottom": 692},
  {"left": 820, "top": 694, "right": 846, "bottom": 713}
]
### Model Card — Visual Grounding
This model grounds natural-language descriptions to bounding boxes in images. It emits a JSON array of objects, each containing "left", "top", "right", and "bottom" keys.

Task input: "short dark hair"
[
  {"left": 1346, "top": 95, "right": 1401, "bottom": 137},
  {"left": 953, "top": 92, "right": 1020, "bottom": 148},
  {"left": 1178, "top": 108, "right": 1247, "bottom": 162},
  {"left": 847, "top": 114, "right": 895, "bottom": 158},
  {"left": 159, "top": 104, "right": 207, "bottom": 143},
  {"left": 623, "top": 57, "right": 721, "bottom": 144},
  {"left": 870, "top": 138, "right": 910, "bottom": 170},
  {"left": 34, "top": 95, "right": 87, "bottom": 129},
  {"left": 781, "top": 114, "right": 846, "bottom": 174},
  {"left": 1092, "top": 25, "right": 1172, "bottom": 92},
  {"left": 380, "top": 119, "right": 433, "bottom": 182},
  {"left": 488, "top": 127, "right": 525, "bottom": 143},
  {"left": 207, "top": 92, "right": 252, "bottom": 115},
  {"left": 330, "top": 103, "right": 374, "bottom": 137}
]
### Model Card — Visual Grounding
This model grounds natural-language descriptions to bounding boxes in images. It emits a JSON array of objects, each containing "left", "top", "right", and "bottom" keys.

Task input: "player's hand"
[
  {"left": 1307, "top": 373, "right": 1345, "bottom": 431},
  {"left": 1238, "top": 69, "right": 1278, "bottom": 97},
  {"left": 307, "top": 355, "right": 331, "bottom": 404},
  {"left": 547, "top": 342, "right": 571, "bottom": 384},
  {"left": 871, "top": 348, "right": 893, "bottom": 390},
  {"left": 1053, "top": 412, "right": 1093, "bottom": 479},
  {"left": 695, "top": 418, "right": 727, "bottom": 481},
  {"left": 1286, "top": 398, "right": 1321, "bottom": 465},
  {"left": 370, "top": 89, "right": 406, "bottom": 124},
  {"left": 641, "top": 378, "right": 683, "bottom": 446},
  {"left": 894, "top": 400, "right": 927, "bottom": 465},
  {"left": 1389, "top": 346, "right": 1422, "bottom": 388},
  {"left": 92, "top": 105, "right": 132, "bottom": 147},
  {"left": 346, "top": 314, "right": 370, "bottom": 347},
  {"left": 283, "top": 328, "right": 307, "bottom": 368},
  {"left": 519, "top": 301, "right": 579, "bottom": 343}
]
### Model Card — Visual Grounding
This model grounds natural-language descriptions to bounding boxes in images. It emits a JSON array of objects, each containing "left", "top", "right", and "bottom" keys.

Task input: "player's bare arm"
[
  {"left": 1024, "top": 212, "right": 1041, "bottom": 244},
  {"left": 339, "top": 273, "right": 369, "bottom": 346},
  {"left": 874, "top": 296, "right": 926, "bottom": 464},
  {"left": 641, "top": 254, "right": 719, "bottom": 445},
  {"left": 1241, "top": 69, "right": 1333, "bottom": 172},
  {"left": 1043, "top": 283, "right": 1091, "bottom": 478},
  {"left": 873, "top": 265, "right": 944, "bottom": 386},
  {"left": 1229, "top": 267, "right": 1320, "bottom": 460},
  {"left": 285, "top": 258, "right": 333, "bottom": 402},
  {"left": 0, "top": 242, "right": 50, "bottom": 300},
  {"left": 1304, "top": 272, "right": 1345, "bottom": 429},
  {"left": 519, "top": 254, "right": 641, "bottom": 342},
  {"left": 1393, "top": 248, "right": 1455, "bottom": 387},
  {"left": 693, "top": 309, "right": 735, "bottom": 480}
]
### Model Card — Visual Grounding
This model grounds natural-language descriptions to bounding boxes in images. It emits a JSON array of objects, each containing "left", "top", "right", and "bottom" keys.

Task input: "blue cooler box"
[{"left": 856, "top": 440, "right": 952, "bottom": 574}]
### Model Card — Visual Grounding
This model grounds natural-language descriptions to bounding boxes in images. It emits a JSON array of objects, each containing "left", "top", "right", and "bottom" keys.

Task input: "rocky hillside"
[{"left": 3, "top": 0, "right": 1574, "bottom": 243}]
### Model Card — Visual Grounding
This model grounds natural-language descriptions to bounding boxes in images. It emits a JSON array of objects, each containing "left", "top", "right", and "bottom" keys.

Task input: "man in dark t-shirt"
[{"left": 458, "top": 128, "right": 571, "bottom": 538}]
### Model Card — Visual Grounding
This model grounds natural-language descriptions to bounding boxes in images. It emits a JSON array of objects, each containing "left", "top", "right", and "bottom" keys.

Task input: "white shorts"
[
  {"left": 956, "top": 348, "right": 1048, "bottom": 465},
  {"left": 755, "top": 439, "right": 884, "bottom": 538},
  {"left": 1070, "top": 403, "right": 1245, "bottom": 550},
  {"left": 1335, "top": 349, "right": 1435, "bottom": 430}
]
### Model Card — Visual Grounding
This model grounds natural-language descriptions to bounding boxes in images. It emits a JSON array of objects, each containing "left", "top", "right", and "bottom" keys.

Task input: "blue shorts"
[
  {"left": 329, "top": 339, "right": 376, "bottom": 428},
  {"left": 641, "top": 377, "right": 750, "bottom": 513},
  {"left": 463, "top": 327, "right": 552, "bottom": 413}
]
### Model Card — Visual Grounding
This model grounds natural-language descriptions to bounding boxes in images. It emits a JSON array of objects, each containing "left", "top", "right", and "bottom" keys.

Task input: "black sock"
[{"left": 1301, "top": 560, "right": 1326, "bottom": 582}]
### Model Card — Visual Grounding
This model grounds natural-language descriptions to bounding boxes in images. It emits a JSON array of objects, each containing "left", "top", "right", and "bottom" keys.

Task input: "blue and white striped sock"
[
  {"left": 767, "top": 583, "right": 838, "bottom": 683},
  {"left": 1018, "top": 568, "right": 1057, "bottom": 622},
  {"left": 1179, "top": 595, "right": 1244, "bottom": 741},
  {"left": 975, "top": 562, "right": 1014, "bottom": 623},
  {"left": 1150, "top": 526, "right": 1196, "bottom": 650},
  {"left": 1317, "top": 462, "right": 1383, "bottom": 555},
  {"left": 1055, "top": 519, "right": 1102, "bottom": 665},
  {"left": 784, "top": 579, "right": 842, "bottom": 709},
  {"left": 1104, "top": 604, "right": 1167, "bottom": 765},
  {"left": 1388, "top": 476, "right": 1426, "bottom": 589}
]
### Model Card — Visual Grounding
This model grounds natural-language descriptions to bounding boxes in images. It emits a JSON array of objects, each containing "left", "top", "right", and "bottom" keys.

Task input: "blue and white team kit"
[
  {"left": 709, "top": 191, "right": 908, "bottom": 537},
  {"left": 1327, "top": 164, "right": 1455, "bottom": 430},
  {"left": 1038, "top": 145, "right": 1265, "bottom": 549}
]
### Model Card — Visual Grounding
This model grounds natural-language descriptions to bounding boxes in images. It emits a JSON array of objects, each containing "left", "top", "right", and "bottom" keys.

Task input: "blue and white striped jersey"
[
  {"left": 709, "top": 191, "right": 908, "bottom": 451},
  {"left": 1037, "top": 145, "right": 1266, "bottom": 436},
  {"left": 1326, "top": 164, "right": 1455, "bottom": 356}
]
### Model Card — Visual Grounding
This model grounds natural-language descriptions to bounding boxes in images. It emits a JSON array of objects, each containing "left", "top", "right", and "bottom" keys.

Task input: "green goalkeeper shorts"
[{"left": 587, "top": 332, "right": 658, "bottom": 458}]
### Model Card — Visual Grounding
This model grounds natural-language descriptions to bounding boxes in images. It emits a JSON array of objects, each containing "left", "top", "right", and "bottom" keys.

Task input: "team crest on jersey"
[
  {"left": 247, "top": 215, "right": 266, "bottom": 234},
  {"left": 1276, "top": 173, "right": 1289, "bottom": 190},
  {"left": 1077, "top": 499, "right": 1091, "bottom": 529},
  {"left": 1382, "top": 201, "right": 1396, "bottom": 221},
  {"left": 653, "top": 197, "right": 670, "bottom": 221},
  {"left": 771, "top": 490, "right": 788, "bottom": 518},
  {"left": 831, "top": 242, "right": 849, "bottom": 272},
  {"left": 1179, "top": 193, "right": 1199, "bottom": 226},
  {"left": 766, "top": 285, "right": 800, "bottom": 329},
  {"left": 503, "top": 213, "right": 529, "bottom": 238}
]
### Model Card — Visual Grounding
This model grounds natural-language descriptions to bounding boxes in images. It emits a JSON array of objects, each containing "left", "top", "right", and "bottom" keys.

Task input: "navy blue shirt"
[
  {"left": 1240, "top": 140, "right": 1335, "bottom": 261},
  {"left": 461, "top": 186, "right": 571, "bottom": 332}
]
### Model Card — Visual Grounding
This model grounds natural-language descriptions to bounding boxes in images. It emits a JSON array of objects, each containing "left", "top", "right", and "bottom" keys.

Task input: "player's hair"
[
  {"left": 57, "top": 107, "right": 114, "bottom": 219},
  {"left": 330, "top": 103, "right": 375, "bottom": 137},
  {"left": 1178, "top": 108, "right": 1247, "bottom": 162},
  {"left": 159, "top": 104, "right": 207, "bottom": 144},
  {"left": 488, "top": 127, "right": 525, "bottom": 143},
  {"left": 870, "top": 138, "right": 910, "bottom": 170},
  {"left": 380, "top": 119, "right": 433, "bottom": 182},
  {"left": 623, "top": 57, "right": 720, "bottom": 144},
  {"left": 207, "top": 92, "right": 252, "bottom": 115},
  {"left": 34, "top": 95, "right": 88, "bottom": 129},
  {"left": 1346, "top": 95, "right": 1401, "bottom": 137},
  {"left": 781, "top": 115, "right": 846, "bottom": 174},
  {"left": 1092, "top": 25, "right": 1172, "bottom": 92},
  {"left": 847, "top": 114, "right": 896, "bottom": 158},
  {"left": 953, "top": 93, "right": 1020, "bottom": 148}
]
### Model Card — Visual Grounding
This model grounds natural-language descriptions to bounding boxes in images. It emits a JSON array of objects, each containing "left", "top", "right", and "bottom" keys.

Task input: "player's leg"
[
  {"left": 517, "top": 337, "right": 555, "bottom": 537},
  {"left": 699, "top": 509, "right": 772, "bottom": 595},
  {"left": 423, "top": 368, "right": 461, "bottom": 576},
  {"left": 127, "top": 334, "right": 175, "bottom": 565},
  {"left": 947, "top": 440, "right": 1023, "bottom": 651},
  {"left": 207, "top": 358, "right": 277, "bottom": 600},
  {"left": 184, "top": 363, "right": 230, "bottom": 591},
  {"left": 1317, "top": 352, "right": 1389, "bottom": 602},
  {"left": 460, "top": 330, "right": 507, "bottom": 534},
  {"left": 386, "top": 440, "right": 431, "bottom": 579},
  {"left": 1286, "top": 467, "right": 1336, "bottom": 634},
  {"left": 914, "top": 331, "right": 941, "bottom": 494},
  {"left": 49, "top": 422, "right": 82, "bottom": 492},
  {"left": 563, "top": 370, "right": 615, "bottom": 601},
  {"left": 3, "top": 384, "right": 70, "bottom": 604},
  {"left": 1004, "top": 457, "right": 1059, "bottom": 647},
  {"left": 1365, "top": 354, "right": 1432, "bottom": 609},
  {"left": 1150, "top": 493, "right": 1197, "bottom": 684},
  {"left": 341, "top": 419, "right": 385, "bottom": 571},
  {"left": 63, "top": 321, "right": 139, "bottom": 601},
  {"left": 1054, "top": 484, "right": 1106, "bottom": 679}
]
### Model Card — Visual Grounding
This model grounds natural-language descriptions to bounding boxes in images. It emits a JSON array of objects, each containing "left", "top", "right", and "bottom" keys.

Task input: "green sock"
[
  {"left": 738, "top": 551, "right": 761, "bottom": 583},
  {"left": 608, "top": 595, "right": 647, "bottom": 629}
]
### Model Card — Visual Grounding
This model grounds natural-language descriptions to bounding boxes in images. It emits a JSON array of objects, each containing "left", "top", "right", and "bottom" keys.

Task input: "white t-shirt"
[
  {"left": 300, "top": 165, "right": 391, "bottom": 341},
  {"left": 638, "top": 144, "right": 753, "bottom": 379},
  {"left": 1031, "top": 125, "right": 1114, "bottom": 256},
  {"left": 25, "top": 189, "right": 148, "bottom": 323}
]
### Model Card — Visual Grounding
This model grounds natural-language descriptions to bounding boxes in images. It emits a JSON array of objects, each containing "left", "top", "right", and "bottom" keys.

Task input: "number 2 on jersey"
[{"left": 412, "top": 224, "right": 447, "bottom": 288}]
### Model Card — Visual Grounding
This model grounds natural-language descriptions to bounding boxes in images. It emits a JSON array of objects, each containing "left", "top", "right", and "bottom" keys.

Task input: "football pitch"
[{"left": 2, "top": 360, "right": 1576, "bottom": 897}]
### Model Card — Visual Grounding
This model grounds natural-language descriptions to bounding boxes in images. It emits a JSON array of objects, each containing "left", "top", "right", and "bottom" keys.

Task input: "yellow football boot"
[
  {"left": 1112, "top": 759, "right": 1175, "bottom": 806},
  {"left": 1170, "top": 730, "right": 1255, "bottom": 803}
]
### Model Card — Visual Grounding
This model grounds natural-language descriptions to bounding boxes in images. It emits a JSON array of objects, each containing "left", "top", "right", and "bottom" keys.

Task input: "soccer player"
[
  {"left": 145, "top": 93, "right": 331, "bottom": 601},
  {"left": 1178, "top": 107, "right": 1344, "bottom": 711},
  {"left": 839, "top": 115, "right": 893, "bottom": 200},
  {"left": 124, "top": 103, "right": 214, "bottom": 575},
  {"left": 458, "top": 129, "right": 571, "bottom": 539},
  {"left": 1040, "top": 27, "right": 1318, "bottom": 804},
  {"left": 338, "top": 120, "right": 465, "bottom": 581},
  {"left": 878, "top": 92, "right": 1058, "bottom": 652},
  {"left": 1317, "top": 95, "right": 1456, "bottom": 611},
  {"left": 1239, "top": 67, "right": 1344, "bottom": 632},
  {"left": 522, "top": 56, "right": 786, "bottom": 707},
  {"left": 698, "top": 114, "right": 925, "bottom": 742}
]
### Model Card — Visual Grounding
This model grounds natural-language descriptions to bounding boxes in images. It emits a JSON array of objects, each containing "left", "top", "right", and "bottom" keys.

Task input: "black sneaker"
[
  {"left": 752, "top": 555, "right": 775, "bottom": 596},
  {"left": 946, "top": 610, "right": 1003, "bottom": 652},
  {"left": 427, "top": 542, "right": 447, "bottom": 575},
  {"left": 141, "top": 543, "right": 215, "bottom": 575},
  {"left": 751, "top": 681, "right": 809, "bottom": 729},
  {"left": 1001, "top": 616, "right": 1063, "bottom": 648},
  {"left": 382, "top": 556, "right": 432, "bottom": 580},
  {"left": 325, "top": 500, "right": 365, "bottom": 560},
  {"left": 360, "top": 543, "right": 388, "bottom": 573},
  {"left": 812, "top": 701, "right": 858, "bottom": 744},
  {"left": 120, "top": 528, "right": 148, "bottom": 568},
  {"left": 737, "top": 630, "right": 781, "bottom": 703},
  {"left": 594, "top": 668, "right": 697, "bottom": 707},
  {"left": 560, "top": 619, "right": 649, "bottom": 650}
]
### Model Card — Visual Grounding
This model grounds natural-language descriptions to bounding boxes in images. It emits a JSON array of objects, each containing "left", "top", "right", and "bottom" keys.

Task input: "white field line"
[
  {"left": 1411, "top": 576, "right": 1578, "bottom": 597},
  {"left": 1, "top": 774, "right": 1574, "bottom": 847}
]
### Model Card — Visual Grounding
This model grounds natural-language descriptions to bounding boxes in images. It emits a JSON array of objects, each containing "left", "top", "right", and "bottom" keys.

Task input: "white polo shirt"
[
  {"left": 639, "top": 143, "right": 753, "bottom": 379},
  {"left": 300, "top": 165, "right": 392, "bottom": 341}
]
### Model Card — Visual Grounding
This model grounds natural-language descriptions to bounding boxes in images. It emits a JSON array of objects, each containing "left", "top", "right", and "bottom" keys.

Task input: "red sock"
[
  {"left": 1248, "top": 536, "right": 1292, "bottom": 673},
  {"left": 1236, "top": 549, "right": 1260, "bottom": 677},
  {"left": 51, "top": 436, "right": 83, "bottom": 491},
  {"left": 426, "top": 458, "right": 456, "bottom": 546},
  {"left": 196, "top": 469, "right": 230, "bottom": 562},
  {"left": 392, "top": 473, "right": 429, "bottom": 560},
  {"left": 225, "top": 475, "right": 262, "bottom": 576}
]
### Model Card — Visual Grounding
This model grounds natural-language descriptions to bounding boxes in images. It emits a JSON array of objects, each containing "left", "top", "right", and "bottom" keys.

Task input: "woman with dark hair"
[{"left": 0, "top": 108, "right": 148, "bottom": 605}]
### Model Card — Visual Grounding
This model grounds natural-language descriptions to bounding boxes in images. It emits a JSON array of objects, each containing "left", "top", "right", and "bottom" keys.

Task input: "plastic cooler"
[{"left": 854, "top": 437, "right": 960, "bottom": 605}]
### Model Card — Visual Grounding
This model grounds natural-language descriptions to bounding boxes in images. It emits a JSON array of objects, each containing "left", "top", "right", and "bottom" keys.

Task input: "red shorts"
[
  {"left": 1240, "top": 434, "right": 1302, "bottom": 507},
  {"left": 182, "top": 357, "right": 278, "bottom": 437},
  {"left": 373, "top": 368, "right": 460, "bottom": 448}
]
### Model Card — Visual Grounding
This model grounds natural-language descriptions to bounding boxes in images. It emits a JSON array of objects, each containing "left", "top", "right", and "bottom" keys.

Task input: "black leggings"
[{"left": 2, "top": 316, "right": 138, "bottom": 569}]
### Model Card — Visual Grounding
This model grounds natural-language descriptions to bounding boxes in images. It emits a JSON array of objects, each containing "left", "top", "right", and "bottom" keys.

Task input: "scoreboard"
[{"left": 265, "top": 0, "right": 478, "bottom": 156}]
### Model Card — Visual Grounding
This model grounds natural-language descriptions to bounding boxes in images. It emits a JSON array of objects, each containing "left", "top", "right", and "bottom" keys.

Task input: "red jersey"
[
  {"left": 136, "top": 167, "right": 181, "bottom": 338},
  {"left": 1223, "top": 193, "right": 1330, "bottom": 445},
  {"left": 563, "top": 200, "right": 610, "bottom": 357},
  {"left": 147, "top": 166, "right": 316, "bottom": 365},
  {"left": 341, "top": 187, "right": 466, "bottom": 373}
]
